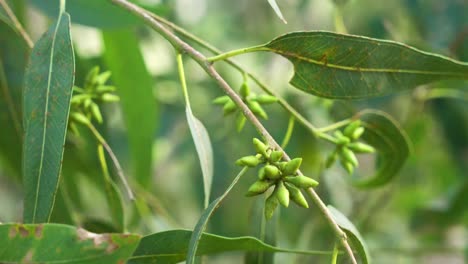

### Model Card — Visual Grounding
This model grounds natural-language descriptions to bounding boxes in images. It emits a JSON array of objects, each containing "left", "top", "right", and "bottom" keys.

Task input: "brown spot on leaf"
[
  {"left": 19, "top": 225, "right": 29, "bottom": 237},
  {"left": 9, "top": 226, "right": 17, "bottom": 238},
  {"left": 22, "top": 249, "right": 34, "bottom": 263},
  {"left": 34, "top": 224, "right": 44, "bottom": 239}
]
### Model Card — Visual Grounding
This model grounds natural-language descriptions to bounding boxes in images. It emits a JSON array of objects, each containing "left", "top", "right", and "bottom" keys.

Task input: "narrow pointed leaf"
[
  {"left": 129, "top": 230, "right": 332, "bottom": 263},
  {"left": 351, "top": 110, "right": 410, "bottom": 187},
  {"left": 103, "top": 29, "right": 158, "bottom": 187},
  {"left": 328, "top": 206, "right": 370, "bottom": 264},
  {"left": 0, "top": 223, "right": 140, "bottom": 263},
  {"left": 267, "top": 0, "right": 287, "bottom": 24},
  {"left": 186, "top": 107, "right": 213, "bottom": 208},
  {"left": 0, "top": 4, "right": 30, "bottom": 179},
  {"left": 262, "top": 31, "right": 468, "bottom": 99},
  {"left": 23, "top": 12, "right": 75, "bottom": 223}
]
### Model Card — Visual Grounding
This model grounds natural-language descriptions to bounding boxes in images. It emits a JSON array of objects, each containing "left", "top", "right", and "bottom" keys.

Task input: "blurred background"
[{"left": 0, "top": 0, "right": 467, "bottom": 263}]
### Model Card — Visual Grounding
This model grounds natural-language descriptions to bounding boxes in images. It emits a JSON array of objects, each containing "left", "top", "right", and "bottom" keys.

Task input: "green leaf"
[
  {"left": 22, "top": 12, "right": 75, "bottom": 223},
  {"left": 351, "top": 110, "right": 410, "bottom": 187},
  {"left": 0, "top": 223, "right": 140, "bottom": 263},
  {"left": 328, "top": 205, "right": 370, "bottom": 264},
  {"left": 0, "top": 2, "right": 30, "bottom": 179},
  {"left": 129, "top": 229, "right": 332, "bottom": 263},
  {"left": 267, "top": 0, "right": 287, "bottom": 24},
  {"left": 262, "top": 31, "right": 468, "bottom": 99},
  {"left": 30, "top": 0, "right": 168, "bottom": 29},
  {"left": 103, "top": 29, "right": 157, "bottom": 187},
  {"left": 186, "top": 106, "right": 214, "bottom": 208}
]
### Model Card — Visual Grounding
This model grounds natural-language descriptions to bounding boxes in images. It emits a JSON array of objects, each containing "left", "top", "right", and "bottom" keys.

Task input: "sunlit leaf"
[
  {"left": 0, "top": 3, "right": 29, "bottom": 179},
  {"left": 129, "top": 229, "right": 332, "bottom": 263},
  {"left": 328, "top": 205, "right": 370, "bottom": 264},
  {"left": 103, "top": 29, "right": 158, "bottom": 187},
  {"left": 186, "top": 107, "right": 213, "bottom": 208},
  {"left": 267, "top": 0, "right": 287, "bottom": 24},
  {"left": 22, "top": 12, "right": 75, "bottom": 223},
  {"left": 0, "top": 223, "right": 140, "bottom": 263},
  {"left": 262, "top": 31, "right": 468, "bottom": 99},
  {"left": 351, "top": 110, "right": 410, "bottom": 187}
]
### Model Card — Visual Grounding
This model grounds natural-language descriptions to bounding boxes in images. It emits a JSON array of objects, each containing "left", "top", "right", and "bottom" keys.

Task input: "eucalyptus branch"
[
  {"left": 109, "top": 1, "right": 357, "bottom": 262},
  {"left": 0, "top": 0, "right": 33, "bottom": 48}
]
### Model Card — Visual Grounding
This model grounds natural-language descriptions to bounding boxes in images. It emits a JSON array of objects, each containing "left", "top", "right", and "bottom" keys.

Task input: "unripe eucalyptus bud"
[
  {"left": 264, "top": 165, "right": 281, "bottom": 180},
  {"left": 236, "top": 114, "right": 246, "bottom": 132},
  {"left": 71, "top": 94, "right": 90, "bottom": 104},
  {"left": 340, "top": 159, "right": 354, "bottom": 175},
  {"left": 239, "top": 83, "right": 250, "bottom": 98},
  {"left": 343, "top": 120, "right": 361, "bottom": 137},
  {"left": 85, "top": 66, "right": 100, "bottom": 86},
  {"left": 90, "top": 102, "right": 103, "bottom": 124},
  {"left": 213, "top": 95, "right": 230, "bottom": 105},
  {"left": 275, "top": 181, "right": 290, "bottom": 207},
  {"left": 101, "top": 93, "right": 120, "bottom": 102},
  {"left": 264, "top": 192, "right": 279, "bottom": 220},
  {"left": 351, "top": 127, "right": 365, "bottom": 140},
  {"left": 285, "top": 183, "right": 309, "bottom": 208},
  {"left": 95, "top": 71, "right": 112, "bottom": 85},
  {"left": 223, "top": 100, "right": 237, "bottom": 115},
  {"left": 96, "top": 85, "right": 116, "bottom": 94},
  {"left": 282, "top": 158, "right": 302, "bottom": 176},
  {"left": 236, "top": 155, "right": 261, "bottom": 167},
  {"left": 269, "top": 150, "right": 283, "bottom": 162},
  {"left": 258, "top": 167, "right": 266, "bottom": 180},
  {"left": 247, "top": 101, "right": 268, "bottom": 119},
  {"left": 340, "top": 147, "right": 358, "bottom": 167},
  {"left": 348, "top": 142, "right": 375, "bottom": 153},
  {"left": 255, "top": 94, "right": 278, "bottom": 104},
  {"left": 284, "top": 175, "right": 319, "bottom": 189},
  {"left": 71, "top": 112, "right": 90, "bottom": 125},
  {"left": 246, "top": 180, "right": 272, "bottom": 196},
  {"left": 325, "top": 151, "right": 338, "bottom": 168},
  {"left": 334, "top": 130, "right": 350, "bottom": 146},
  {"left": 253, "top": 138, "right": 268, "bottom": 156}
]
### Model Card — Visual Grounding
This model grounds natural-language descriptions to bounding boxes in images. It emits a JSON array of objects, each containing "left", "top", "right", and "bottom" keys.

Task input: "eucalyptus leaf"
[
  {"left": 0, "top": 223, "right": 140, "bottom": 263},
  {"left": 0, "top": 3, "right": 29, "bottom": 179},
  {"left": 129, "top": 229, "right": 332, "bottom": 264},
  {"left": 267, "top": 0, "right": 287, "bottom": 24},
  {"left": 186, "top": 107, "right": 213, "bottom": 208},
  {"left": 351, "top": 110, "right": 410, "bottom": 187},
  {"left": 262, "top": 31, "right": 468, "bottom": 99},
  {"left": 103, "top": 29, "right": 158, "bottom": 187},
  {"left": 328, "top": 205, "right": 370, "bottom": 264},
  {"left": 22, "top": 12, "right": 75, "bottom": 223}
]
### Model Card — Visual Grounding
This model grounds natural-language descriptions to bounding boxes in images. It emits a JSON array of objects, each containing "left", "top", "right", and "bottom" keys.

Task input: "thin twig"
[
  {"left": 109, "top": 1, "right": 357, "bottom": 263},
  {"left": 0, "top": 0, "right": 33, "bottom": 48}
]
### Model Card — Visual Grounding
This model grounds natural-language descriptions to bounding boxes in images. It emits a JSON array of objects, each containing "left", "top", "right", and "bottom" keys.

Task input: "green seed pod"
[
  {"left": 334, "top": 130, "right": 350, "bottom": 146},
  {"left": 239, "top": 83, "right": 250, "bottom": 98},
  {"left": 253, "top": 138, "right": 268, "bottom": 156},
  {"left": 264, "top": 165, "right": 281, "bottom": 180},
  {"left": 71, "top": 94, "right": 90, "bottom": 104},
  {"left": 343, "top": 120, "right": 362, "bottom": 137},
  {"left": 101, "top": 93, "right": 120, "bottom": 102},
  {"left": 213, "top": 95, "right": 230, "bottom": 105},
  {"left": 71, "top": 112, "right": 90, "bottom": 125},
  {"left": 340, "top": 147, "right": 358, "bottom": 167},
  {"left": 277, "top": 161, "right": 287, "bottom": 171},
  {"left": 351, "top": 127, "right": 365, "bottom": 140},
  {"left": 85, "top": 66, "right": 100, "bottom": 87},
  {"left": 270, "top": 150, "right": 283, "bottom": 162},
  {"left": 246, "top": 180, "right": 272, "bottom": 197},
  {"left": 282, "top": 158, "right": 302, "bottom": 176},
  {"left": 285, "top": 183, "right": 309, "bottom": 208},
  {"left": 325, "top": 151, "right": 338, "bottom": 168},
  {"left": 255, "top": 94, "right": 278, "bottom": 104},
  {"left": 348, "top": 142, "right": 375, "bottom": 153},
  {"left": 95, "top": 71, "right": 112, "bottom": 85},
  {"left": 340, "top": 159, "right": 354, "bottom": 175},
  {"left": 247, "top": 100, "right": 268, "bottom": 119},
  {"left": 236, "top": 155, "right": 261, "bottom": 167},
  {"left": 84, "top": 98, "right": 92, "bottom": 109},
  {"left": 236, "top": 114, "right": 247, "bottom": 132},
  {"left": 264, "top": 192, "right": 279, "bottom": 220},
  {"left": 96, "top": 85, "right": 116, "bottom": 94},
  {"left": 258, "top": 167, "right": 266, "bottom": 180},
  {"left": 284, "top": 175, "right": 318, "bottom": 189},
  {"left": 223, "top": 100, "right": 237, "bottom": 116},
  {"left": 275, "top": 181, "right": 290, "bottom": 207},
  {"left": 90, "top": 102, "right": 103, "bottom": 124}
]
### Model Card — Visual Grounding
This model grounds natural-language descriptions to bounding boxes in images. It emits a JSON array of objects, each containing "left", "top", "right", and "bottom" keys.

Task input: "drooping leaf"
[
  {"left": 186, "top": 167, "right": 247, "bottom": 264},
  {"left": 351, "top": 110, "right": 410, "bottom": 187},
  {"left": 186, "top": 107, "right": 213, "bottom": 208},
  {"left": 267, "top": 0, "right": 287, "bottom": 24},
  {"left": 129, "top": 229, "right": 332, "bottom": 264},
  {"left": 0, "top": 2, "right": 30, "bottom": 179},
  {"left": 0, "top": 223, "right": 140, "bottom": 263},
  {"left": 30, "top": 0, "right": 168, "bottom": 29},
  {"left": 328, "top": 205, "right": 370, "bottom": 264},
  {"left": 22, "top": 12, "right": 75, "bottom": 223},
  {"left": 261, "top": 31, "right": 468, "bottom": 99},
  {"left": 103, "top": 29, "right": 158, "bottom": 187}
]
